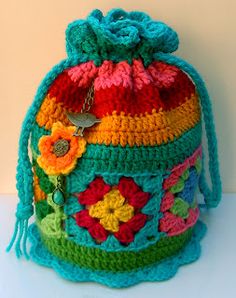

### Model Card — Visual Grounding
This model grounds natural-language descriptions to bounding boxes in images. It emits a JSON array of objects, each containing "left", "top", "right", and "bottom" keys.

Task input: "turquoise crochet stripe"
[
  {"left": 154, "top": 53, "right": 222, "bottom": 208},
  {"left": 31, "top": 121, "right": 202, "bottom": 174},
  {"left": 66, "top": 9, "right": 179, "bottom": 66},
  {"left": 28, "top": 220, "right": 206, "bottom": 288}
]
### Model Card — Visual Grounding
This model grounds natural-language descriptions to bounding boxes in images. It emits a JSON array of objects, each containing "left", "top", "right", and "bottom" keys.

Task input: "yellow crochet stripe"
[{"left": 36, "top": 94, "right": 200, "bottom": 146}]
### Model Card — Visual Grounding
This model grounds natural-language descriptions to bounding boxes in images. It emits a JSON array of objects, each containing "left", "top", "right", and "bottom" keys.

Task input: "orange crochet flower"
[{"left": 37, "top": 122, "right": 86, "bottom": 175}]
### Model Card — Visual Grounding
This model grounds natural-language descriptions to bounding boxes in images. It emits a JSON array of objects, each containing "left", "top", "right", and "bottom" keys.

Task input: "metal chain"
[
  {"left": 80, "top": 81, "right": 94, "bottom": 113},
  {"left": 56, "top": 175, "right": 64, "bottom": 189}
]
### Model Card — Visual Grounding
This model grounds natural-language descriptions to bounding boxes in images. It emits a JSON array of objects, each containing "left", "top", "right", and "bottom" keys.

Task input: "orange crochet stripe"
[
  {"left": 86, "top": 94, "right": 200, "bottom": 146},
  {"left": 36, "top": 95, "right": 71, "bottom": 130},
  {"left": 36, "top": 94, "right": 200, "bottom": 146},
  {"left": 33, "top": 171, "right": 47, "bottom": 202}
]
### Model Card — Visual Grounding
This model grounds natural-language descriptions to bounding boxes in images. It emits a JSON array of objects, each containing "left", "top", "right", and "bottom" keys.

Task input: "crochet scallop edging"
[{"left": 28, "top": 220, "right": 206, "bottom": 288}]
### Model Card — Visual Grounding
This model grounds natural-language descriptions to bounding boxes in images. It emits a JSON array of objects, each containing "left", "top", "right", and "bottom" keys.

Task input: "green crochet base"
[
  {"left": 40, "top": 227, "right": 193, "bottom": 273},
  {"left": 28, "top": 220, "right": 206, "bottom": 287}
]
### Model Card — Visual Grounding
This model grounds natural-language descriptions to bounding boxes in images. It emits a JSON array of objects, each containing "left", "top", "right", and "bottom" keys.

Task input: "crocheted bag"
[{"left": 8, "top": 8, "right": 222, "bottom": 288}]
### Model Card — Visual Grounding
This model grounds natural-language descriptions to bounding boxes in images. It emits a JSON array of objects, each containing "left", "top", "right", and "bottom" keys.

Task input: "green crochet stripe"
[
  {"left": 35, "top": 200, "right": 54, "bottom": 221},
  {"left": 32, "top": 160, "right": 54, "bottom": 194},
  {"left": 40, "top": 227, "right": 193, "bottom": 273},
  {"left": 31, "top": 121, "right": 202, "bottom": 173}
]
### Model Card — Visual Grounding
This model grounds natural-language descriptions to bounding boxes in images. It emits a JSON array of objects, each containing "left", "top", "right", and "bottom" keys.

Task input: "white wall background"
[{"left": 0, "top": 0, "right": 235, "bottom": 194}]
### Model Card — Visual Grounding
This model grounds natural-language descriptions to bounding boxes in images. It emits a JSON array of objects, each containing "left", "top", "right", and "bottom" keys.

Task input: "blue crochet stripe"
[
  {"left": 28, "top": 220, "right": 206, "bottom": 288},
  {"left": 179, "top": 167, "right": 199, "bottom": 204}
]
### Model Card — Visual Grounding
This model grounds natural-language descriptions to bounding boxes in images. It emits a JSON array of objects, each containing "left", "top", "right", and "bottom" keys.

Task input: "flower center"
[
  {"left": 108, "top": 207, "right": 115, "bottom": 214},
  {"left": 53, "top": 139, "right": 70, "bottom": 157}
]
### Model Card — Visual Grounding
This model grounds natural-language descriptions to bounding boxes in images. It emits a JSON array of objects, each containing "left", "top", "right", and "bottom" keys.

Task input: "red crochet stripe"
[
  {"left": 48, "top": 72, "right": 91, "bottom": 113},
  {"left": 48, "top": 62, "right": 195, "bottom": 117},
  {"left": 93, "top": 84, "right": 164, "bottom": 116}
]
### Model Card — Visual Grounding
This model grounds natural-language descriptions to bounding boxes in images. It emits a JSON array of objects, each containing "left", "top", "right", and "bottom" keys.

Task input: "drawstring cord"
[
  {"left": 154, "top": 52, "right": 222, "bottom": 208},
  {"left": 6, "top": 56, "right": 82, "bottom": 258},
  {"left": 6, "top": 106, "right": 36, "bottom": 258}
]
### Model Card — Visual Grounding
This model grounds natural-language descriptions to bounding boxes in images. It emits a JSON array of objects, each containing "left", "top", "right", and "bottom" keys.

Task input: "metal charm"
[
  {"left": 53, "top": 139, "right": 70, "bottom": 157},
  {"left": 52, "top": 176, "right": 66, "bottom": 206},
  {"left": 66, "top": 112, "right": 101, "bottom": 136},
  {"left": 66, "top": 81, "right": 100, "bottom": 136}
]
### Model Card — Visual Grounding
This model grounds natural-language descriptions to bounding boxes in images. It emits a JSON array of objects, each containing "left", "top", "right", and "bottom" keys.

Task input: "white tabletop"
[{"left": 1, "top": 194, "right": 236, "bottom": 298}]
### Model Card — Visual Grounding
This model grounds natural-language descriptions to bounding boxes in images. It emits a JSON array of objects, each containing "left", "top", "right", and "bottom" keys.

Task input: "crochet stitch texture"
[{"left": 7, "top": 8, "right": 221, "bottom": 288}]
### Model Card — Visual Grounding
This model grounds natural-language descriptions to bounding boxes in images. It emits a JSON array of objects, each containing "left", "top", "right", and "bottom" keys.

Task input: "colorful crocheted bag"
[{"left": 8, "top": 8, "right": 222, "bottom": 288}]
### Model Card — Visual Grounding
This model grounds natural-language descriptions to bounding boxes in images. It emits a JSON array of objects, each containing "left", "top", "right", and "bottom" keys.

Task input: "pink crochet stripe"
[
  {"left": 67, "top": 61, "right": 98, "bottom": 87},
  {"left": 66, "top": 59, "right": 182, "bottom": 92},
  {"left": 163, "top": 146, "right": 202, "bottom": 190},
  {"left": 147, "top": 61, "right": 178, "bottom": 89},
  {"left": 159, "top": 208, "right": 200, "bottom": 237},
  {"left": 160, "top": 192, "right": 175, "bottom": 212},
  {"left": 95, "top": 60, "right": 133, "bottom": 90},
  {"left": 168, "top": 208, "right": 200, "bottom": 237}
]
